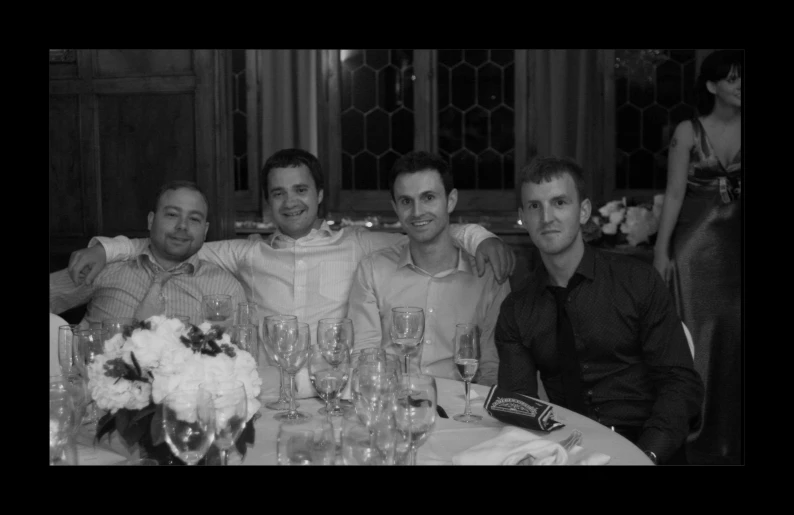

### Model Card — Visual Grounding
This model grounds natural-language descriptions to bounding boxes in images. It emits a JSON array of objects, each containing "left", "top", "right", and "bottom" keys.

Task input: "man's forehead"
[
  {"left": 521, "top": 174, "right": 576, "bottom": 200},
  {"left": 159, "top": 188, "right": 208, "bottom": 214},
  {"left": 395, "top": 169, "right": 444, "bottom": 195},
  {"left": 269, "top": 165, "right": 315, "bottom": 189}
]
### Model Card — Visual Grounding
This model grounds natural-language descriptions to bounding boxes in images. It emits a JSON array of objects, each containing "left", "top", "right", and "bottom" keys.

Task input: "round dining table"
[{"left": 74, "top": 364, "right": 651, "bottom": 465}]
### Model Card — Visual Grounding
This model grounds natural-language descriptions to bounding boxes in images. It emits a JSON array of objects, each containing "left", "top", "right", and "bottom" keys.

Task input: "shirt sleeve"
[
  {"left": 192, "top": 239, "right": 254, "bottom": 276},
  {"left": 476, "top": 276, "right": 512, "bottom": 386},
  {"left": 346, "top": 257, "right": 383, "bottom": 352},
  {"left": 495, "top": 292, "right": 539, "bottom": 397},
  {"left": 635, "top": 266, "right": 705, "bottom": 464},
  {"left": 49, "top": 268, "right": 95, "bottom": 314},
  {"left": 89, "top": 236, "right": 147, "bottom": 262},
  {"left": 355, "top": 224, "right": 497, "bottom": 258}
]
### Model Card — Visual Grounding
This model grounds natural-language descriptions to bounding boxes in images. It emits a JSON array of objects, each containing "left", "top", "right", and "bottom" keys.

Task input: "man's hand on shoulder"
[
  {"left": 68, "top": 245, "right": 107, "bottom": 286},
  {"left": 474, "top": 237, "right": 516, "bottom": 284}
]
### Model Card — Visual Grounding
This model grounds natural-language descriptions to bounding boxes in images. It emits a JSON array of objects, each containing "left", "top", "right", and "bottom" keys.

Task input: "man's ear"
[
  {"left": 447, "top": 188, "right": 458, "bottom": 214},
  {"left": 203, "top": 222, "right": 209, "bottom": 238},
  {"left": 391, "top": 198, "right": 398, "bottom": 215},
  {"left": 317, "top": 189, "right": 324, "bottom": 205},
  {"left": 147, "top": 212, "right": 154, "bottom": 231},
  {"left": 579, "top": 198, "right": 592, "bottom": 225}
]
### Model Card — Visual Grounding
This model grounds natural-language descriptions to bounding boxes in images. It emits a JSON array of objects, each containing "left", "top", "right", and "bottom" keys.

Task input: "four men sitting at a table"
[{"left": 60, "top": 151, "right": 704, "bottom": 465}]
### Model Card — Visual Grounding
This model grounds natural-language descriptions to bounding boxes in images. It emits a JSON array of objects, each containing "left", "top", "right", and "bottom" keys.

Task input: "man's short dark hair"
[
  {"left": 517, "top": 156, "right": 588, "bottom": 206},
  {"left": 388, "top": 151, "right": 454, "bottom": 201},
  {"left": 260, "top": 148, "right": 325, "bottom": 200},
  {"left": 153, "top": 180, "right": 210, "bottom": 220}
]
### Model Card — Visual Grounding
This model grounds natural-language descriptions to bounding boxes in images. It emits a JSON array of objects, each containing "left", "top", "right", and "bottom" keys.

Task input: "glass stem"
[
  {"left": 464, "top": 380, "right": 472, "bottom": 416},
  {"left": 410, "top": 445, "right": 417, "bottom": 466},
  {"left": 288, "top": 373, "right": 297, "bottom": 415},
  {"left": 222, "top": 448, "right": 228, "bottom": 466},
  {"left": 403, "top": 355, "right": 410, "bottom": 375},
  {"left": 279, "top": 367, "right": 288, "bottom": 402}
]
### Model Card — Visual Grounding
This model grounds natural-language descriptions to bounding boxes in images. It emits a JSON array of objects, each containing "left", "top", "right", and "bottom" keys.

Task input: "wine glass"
[
  {"left": 200, "top": 380, "right": 247, "bottom": 466},
  {"left": 74, "top": 328, "right": 105, "bottom": 427},
  {"left": 57, "top": 324, "right": 80, "bottom": 376},
  {"left": 277, "top": 419, "right": 336, "bottom": 465},
  {"left": 354, "top": 360, "right": 400, "bottom": 452},
  {"left": 102, "top": 317, "right": 136, "bottom": 340},
  {"left": 50, "top": 374, "right": 89, "bottom": 431},
  {"left": 273, "top": 322, "right": 312, "bottom": 423},
  {"left": 162, "top": 389, "right": 216, "bottom": 465},
  {"left": 317, "top": 318, "right": 355, "bottom": 414},
  {"left": 50, "top": 392, "right": 77, "bottom": 465},
  {"left": 390, "top": 307, "right": 425, "bottom": 374},
  {"left": 394, "top": 374, "right": 437, "bottom": 465},
  {"left": 263, "top": 315, "right": 299, "bottom": 412},
  {"left": 309, "top": 343, "right": 350, "bottom": 418},
  {"left": 453, "top": 323, "right": 482, "bottom": 423},
  {"left": 202, "top": 294, "right": 233, "bottom": 330}
]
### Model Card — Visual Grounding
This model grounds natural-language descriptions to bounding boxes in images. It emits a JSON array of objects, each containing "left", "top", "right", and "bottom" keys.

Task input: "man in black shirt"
[{"left": 496, "top": 156, "right": 703, "bottom": 465}]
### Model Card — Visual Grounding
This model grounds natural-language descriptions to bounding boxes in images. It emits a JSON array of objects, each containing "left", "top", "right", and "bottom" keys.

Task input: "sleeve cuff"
[{"left": 637, "top": 427, "right": 683, "bottom": 465}]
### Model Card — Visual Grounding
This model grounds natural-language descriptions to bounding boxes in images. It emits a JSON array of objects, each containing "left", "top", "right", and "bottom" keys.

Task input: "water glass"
[
  {"left": 273, "top": 321, "right": 312, "bottom": 423},
  {"left": 50, "top": 391, "right": 77, "bottom": 465},
  {"left": 277, "top": 419, "right": 336, "bottom": 465},
  {"left": 309, "top": 344, "right": 350, "bottom": 417},
  {"left": 394, "top": 374, "right": 437, "bottom": 465},
  {"left": 162, "top": 389, "right": 216, "bottom": 466},
  {"left": 231, "top": 324, "right": 257, "bottom": 360},
  {"left": 263, "top": 315, "right": 299, "bottom": 412},
  {"left": 200, "top": 380, "right": 247, "bottom": 466},
  {"left": 390, "top": 307, "right": 425, "bottom": 374},
  {"left": 202, "top": 294, "right": 233, "bottom": 329},
  {"left": 75, "top": 328, "right": 105, "bottom": 426}
]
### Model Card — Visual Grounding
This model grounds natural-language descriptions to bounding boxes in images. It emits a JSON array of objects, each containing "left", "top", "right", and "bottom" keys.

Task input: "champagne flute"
[
  {"left": 162, "top": 389, "right": 216, "bottom": 465},
  {"left": 200, "top": 380, "right": 247, "bottom": 466},
  {"left": 231, "top": 324, "right": 257, "bottom": 359},
  {"left": 317, "top": 318, "right": 355, "bottom": 414},
  {"left": 263, "top": 315, "right": 299, "bottom": 411},
  {"left": 50, "top": 374, "right": 89, "bottom": 430},
  {"left": 74, "top": 328, "right": 105, "bottom": 427},
  {"left": 236, "top": 302, "right": 253, "bottom": 325},
  {"left": 309, "top": 343, "right": 351, "bottom": 417},
  {"left": 453, "top": 323, "right": 482, "bottom": 423},
  {"left": 394, "top": 374, "right": 437, "bottom": 465},
  {"left": 57, "top": 324, "right": 79, "bottom": 376},
  {"left": 273, "top": 322, "right": 312, "bottom": 423},
  {"left": 202, "top": 294, "right": 233, "bottom": 330},
  {"left": 102, "top": 317, "right": 136, "bottom": 340},
  {"left": 390, "top": 307, "right": 425, "bottom": 374}
]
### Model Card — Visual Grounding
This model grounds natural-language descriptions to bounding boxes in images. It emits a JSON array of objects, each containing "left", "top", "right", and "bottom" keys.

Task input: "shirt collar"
[
  {"left": 397, "top": 244, "right": 470, "bottom": 276},
  {"left": 270, "top": 219, "right": 334, "bottom": 246},
  {"left": 536, "top": 242, "right": 596, "bottom": 292},
  {"left": 136, "top": 246, "right": 198, "bottom": 275}
]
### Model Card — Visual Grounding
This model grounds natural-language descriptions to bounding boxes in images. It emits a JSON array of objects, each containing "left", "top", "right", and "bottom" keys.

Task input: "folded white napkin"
[
  {"left": 568, "top": 445, "right": 612, "bottom": 466},
  {"left": 452, "top": 426, "right": 568, "bottom": 465}
]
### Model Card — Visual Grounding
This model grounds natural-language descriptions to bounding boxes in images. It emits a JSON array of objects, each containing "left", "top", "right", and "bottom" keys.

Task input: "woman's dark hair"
[
  {"left": 260, "top": 148, "right": 325, "bottom": 200},
  {"left": 696, "top": 49, "right": 743, "bottom": 115}
]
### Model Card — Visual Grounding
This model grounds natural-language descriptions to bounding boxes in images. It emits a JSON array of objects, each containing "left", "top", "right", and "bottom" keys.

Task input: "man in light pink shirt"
[
  {"left": 67, "top": 149, "right": 515, "bottom": 395},
  {"left": 348, "top": 151, "right": 510, "bottom": 385}
]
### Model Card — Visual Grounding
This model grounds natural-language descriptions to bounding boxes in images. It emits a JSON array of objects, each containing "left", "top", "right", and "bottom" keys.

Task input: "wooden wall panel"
[
  {"left": 97, "top": 93, "right": 196, "bottom": 235},
  {"left": 49, "top": 94, "right": 84, "bottom": 236},
  {"left": 96, "top": 50, "right": 193, "bottom": 77}
]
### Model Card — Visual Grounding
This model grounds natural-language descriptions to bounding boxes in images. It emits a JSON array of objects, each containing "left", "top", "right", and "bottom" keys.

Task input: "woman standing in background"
[{"left": 653, "top": 49, "right": 742, "bottom": 465}]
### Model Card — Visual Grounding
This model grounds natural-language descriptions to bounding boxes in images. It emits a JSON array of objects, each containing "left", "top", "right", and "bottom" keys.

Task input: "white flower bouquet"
[
  {"left": 90, "top": 316, "right": 262, "bottom": 463},
  {"left": 583, "top": 195, "right": 664, "bottom": 247}
]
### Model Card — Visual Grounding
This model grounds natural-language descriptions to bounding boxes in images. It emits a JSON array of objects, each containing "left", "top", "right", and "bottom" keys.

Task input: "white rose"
[
  {"left": 608, "top": 209, "right": 625, "bottom": 225},
  {"left": 620, "top": 206, "right": 655, "bottom": 246},
  {"left": 602, "top": 222, "right": 618, "bottom": 235}
]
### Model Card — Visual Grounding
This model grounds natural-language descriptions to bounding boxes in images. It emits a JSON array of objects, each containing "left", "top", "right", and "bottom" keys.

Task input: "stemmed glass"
[
  {"left": 453, "top": 323, "right": 482, "bottom": 423},
  {"left": 200, "top": 380, "right": 247, "bottom": 466},
  {"left": 272, "top": 321, "right": 312, "bottom": 423},
  {"left": 231, "top": 324, "right": 257, "bottom": 360},
  {"left": 390, "top": 307, "right": 425, "bottom": 374},
  {"left": 309, "top": 343, "right": 350, "bottom": 418},
  {"left": 74, "top": 328, "right": 105, "bottom": 427},
  {"left": 317, "top": 318, "right": 355, "bottom": 414},
  {"left": 202, "top": 294, "right": 233, "bottom": 330},
  {"left": 162, "top": 389, "right": 216, "bottom": 465},
  {"left": 394, "top": 374, "right": 437, "bottom": 465},
  {"left": 102, "top": 317, "right": 136, "bottom": 340},
  {"left": 236, "top": 302, "right": 253, "bottom": 325},
  {"left": 57, "top": 324, "right": 79, "bottom": 376},
  {"left": 263, "top": 315, "right": 299, "bottom": 412},
  {"left": 354, "top": 360, "right": 400, "bottom": 450},
  {"left": 50, "top": 374, "right": 89, "bottom": 431}
]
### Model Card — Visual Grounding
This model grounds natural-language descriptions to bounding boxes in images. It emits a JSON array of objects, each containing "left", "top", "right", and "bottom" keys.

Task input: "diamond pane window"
[
  {"left": 614, "top": 49, "right": 697, "bottom": 191},
  {"left": 341, "top": 49, "right": 414, "bottom": 190},
  {"left": 438, "top": 49, "right": 515, "bottom": 190}
]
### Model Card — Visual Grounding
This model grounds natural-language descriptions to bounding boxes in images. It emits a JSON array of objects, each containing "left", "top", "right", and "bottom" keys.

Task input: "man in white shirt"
[
  {"left": 68, "top": 149, "right": 515, "bottom": 395},
  {"left": 348, "top": 151, "right": 510, "bottom": 385}
]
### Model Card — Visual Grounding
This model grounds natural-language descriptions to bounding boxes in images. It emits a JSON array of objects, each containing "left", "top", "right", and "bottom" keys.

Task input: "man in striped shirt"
[
  {"left": 50, "top": 180, "right": 247, "bottom": 327},
  {"left": 66, "top": 149, "right": 515, "bottom": 395}
]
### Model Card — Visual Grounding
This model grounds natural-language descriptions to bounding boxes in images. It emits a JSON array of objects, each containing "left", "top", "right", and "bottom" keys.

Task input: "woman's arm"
[{"left": 653, "top": 120, "right": 694, "bottom": 277}]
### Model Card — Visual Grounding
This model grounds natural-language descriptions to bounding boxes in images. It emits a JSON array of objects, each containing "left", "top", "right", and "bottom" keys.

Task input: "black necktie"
[{"left": 549, "top": 274, "right": 586, "bottom": 415}]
